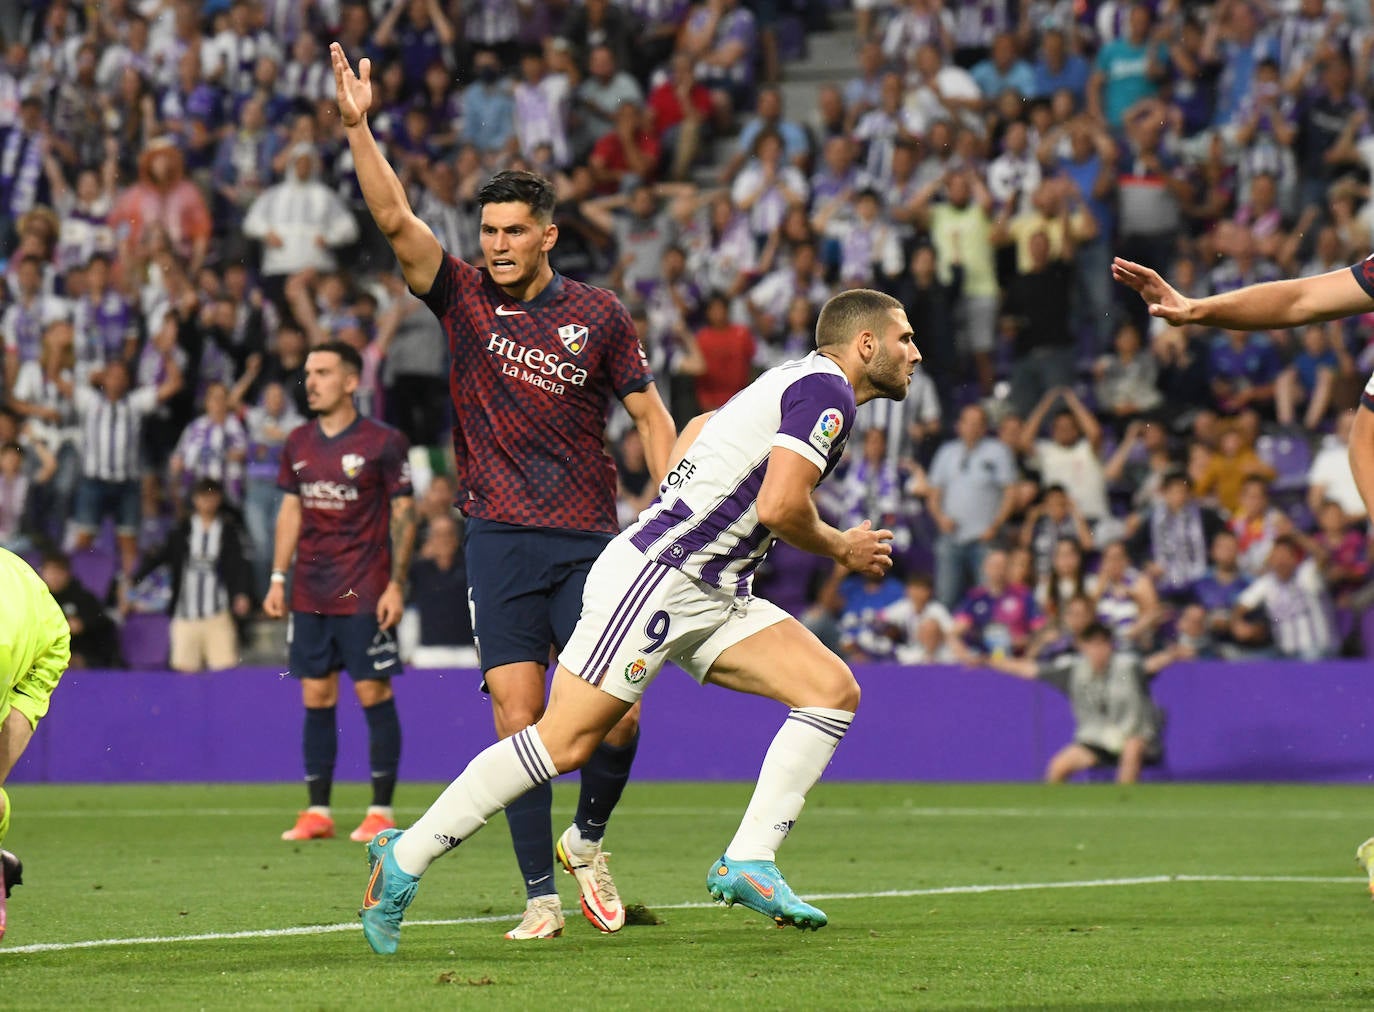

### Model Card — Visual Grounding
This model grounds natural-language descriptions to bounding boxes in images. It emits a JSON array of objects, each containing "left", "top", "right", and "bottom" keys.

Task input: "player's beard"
[{"left": 868, "top": 342, "right": 910, "bottom": 401}]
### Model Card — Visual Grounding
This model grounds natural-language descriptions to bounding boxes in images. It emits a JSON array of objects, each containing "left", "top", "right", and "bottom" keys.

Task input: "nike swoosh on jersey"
[{"left": 494, "top": 305, "right": 527, "bottom": 316}]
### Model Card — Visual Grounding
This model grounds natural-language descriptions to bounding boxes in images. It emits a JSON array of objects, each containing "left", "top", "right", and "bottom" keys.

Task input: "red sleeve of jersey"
[
  {"left": 603, "top": 294, "right": 654, "bottom": 400},
  {"left": 383, "top": 428, "right": 414, "bottom": 499},
  {"left": 276, "top": 428, "right": 300, "bottom": 494},
  {"left": 415, "top": 252, "right": 480, "bottom": 319}
]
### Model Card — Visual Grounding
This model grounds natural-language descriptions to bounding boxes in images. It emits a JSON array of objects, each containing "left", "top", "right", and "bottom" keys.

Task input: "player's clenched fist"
[
  {"left": 837, "top": 519, "right": 894, "bottom": 577},
  {"left": 330, "top": 42, "right": 372, "bottom": 128},
  {"left": 263, "top": 581, "right": 287, "bottom": 619}
]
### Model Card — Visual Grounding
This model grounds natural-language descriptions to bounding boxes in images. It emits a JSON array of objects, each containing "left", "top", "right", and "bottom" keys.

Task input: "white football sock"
[
  {"left": 392, "top": 727, "right": 558, "bottom": 876},
  {"left": 725, "top": 707, "right": 854, "bottom": 863}
]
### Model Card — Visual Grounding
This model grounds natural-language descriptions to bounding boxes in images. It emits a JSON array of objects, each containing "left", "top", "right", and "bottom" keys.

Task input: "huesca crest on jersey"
[
  {"left": 341, "top": 453, "right": 365, "bottom": 478},
  {"left": 558, "top": 323, "right": 589, "bottom": 354}
]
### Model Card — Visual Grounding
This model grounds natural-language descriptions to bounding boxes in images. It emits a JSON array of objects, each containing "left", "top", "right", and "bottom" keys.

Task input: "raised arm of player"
[
  {"left": 756, "top": 447, "right": 893, "bottom": 578},
  {"left": 331, "top": 43, "right": 443, "bottom": 295},
  {"left": 1113, "top": 257, "right": 1374, "bottom": 330},
  {"left": 377, "top": 494, "right": 417, "bottom": 631},
  {"left": 623, "top": 386, "right": 677, "bottom": 483},
  {"left": 262, "top": 492, "right": 301, "bottom": 618}
]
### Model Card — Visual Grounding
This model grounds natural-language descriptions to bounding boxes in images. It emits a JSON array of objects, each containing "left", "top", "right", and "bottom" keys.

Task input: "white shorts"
[{"left": 560, "top": 538, "right": 790, "bottom": 703}]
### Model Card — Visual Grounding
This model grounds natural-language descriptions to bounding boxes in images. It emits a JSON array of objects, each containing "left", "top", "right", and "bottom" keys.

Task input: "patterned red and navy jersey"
[
  {"left": 277, "top": 416, "right": 412, "bottom": 615},
  {"left": 418, "top": 254, "right": 653, "bottom": 534}
]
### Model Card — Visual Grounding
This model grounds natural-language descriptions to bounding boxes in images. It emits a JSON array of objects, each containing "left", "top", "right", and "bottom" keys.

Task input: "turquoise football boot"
[
  {"left": 359, "top": 829, "right": 420, "bottom": 954},
  {"left": 706, "top": 855, "right": 827, "bottom": 930}
]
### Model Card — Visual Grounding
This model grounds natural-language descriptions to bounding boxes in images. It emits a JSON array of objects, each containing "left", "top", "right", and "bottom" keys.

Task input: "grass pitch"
[{"left": 3, "top": 781, "right": 1374, "bottom": 1009}]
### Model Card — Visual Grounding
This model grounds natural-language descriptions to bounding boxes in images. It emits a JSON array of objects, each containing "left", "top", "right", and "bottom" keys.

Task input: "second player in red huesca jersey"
[
  {"left": 418, "top": 254, "right": 653, "bottom": 535},
  {"left": 277, "top": 416, "right": 412, "bottom": 615}
]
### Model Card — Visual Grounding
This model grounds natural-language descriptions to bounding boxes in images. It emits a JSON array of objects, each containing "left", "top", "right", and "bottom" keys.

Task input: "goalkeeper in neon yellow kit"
[{"left": 0, "top": 546, "right": 70, "bottom": 942}]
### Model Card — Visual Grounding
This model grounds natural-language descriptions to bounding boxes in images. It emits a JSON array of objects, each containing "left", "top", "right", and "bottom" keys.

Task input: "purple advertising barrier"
[{"left": 9, "top": 662, "right": 1374, "bottom": 783}]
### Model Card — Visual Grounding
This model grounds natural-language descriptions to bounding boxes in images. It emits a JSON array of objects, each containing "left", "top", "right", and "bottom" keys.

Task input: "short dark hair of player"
[
  {"left": 310, "top": 340, "right": 363, "bottom": 375},
  {"left": 814, "top": 289, "right": 904, "bottom": 349},
  {"left": 477, "top": 170, "right": 558, "bottom": 224},
  {"left": 1079, "top": 621, "right": 1113, "bottom": 645}
]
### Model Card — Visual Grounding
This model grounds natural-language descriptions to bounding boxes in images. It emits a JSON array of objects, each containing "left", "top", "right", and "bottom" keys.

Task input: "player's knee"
[
  {"left": 301, "top": 680, "right": 337, "bottom": 708},
  {"left": 814, "top": 666, "right": 860, "bottom": 713},
  {"left": 493, "top": 700, "right": 544, "bottom": 737}
]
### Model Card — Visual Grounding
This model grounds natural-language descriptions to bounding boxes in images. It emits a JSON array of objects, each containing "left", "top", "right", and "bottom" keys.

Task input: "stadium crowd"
[{"left": 0, "top": 0, "right": 1371, "bottom": 674}]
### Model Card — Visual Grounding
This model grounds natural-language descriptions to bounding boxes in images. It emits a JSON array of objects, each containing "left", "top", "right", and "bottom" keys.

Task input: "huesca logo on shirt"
[{"left": 341, "top": 453, "right": 365, "bottom": 478}]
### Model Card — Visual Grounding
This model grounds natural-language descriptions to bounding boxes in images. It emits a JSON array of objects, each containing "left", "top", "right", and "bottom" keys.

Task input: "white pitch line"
[
  {"left": 0, "top": 874, "right": 1360, "bottom": 956},
  {"left": 19, "top": 805, "right": 1374, "bottom": 821}
]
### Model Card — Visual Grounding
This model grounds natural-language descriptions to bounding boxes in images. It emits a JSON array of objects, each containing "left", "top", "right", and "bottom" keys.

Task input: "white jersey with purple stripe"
[{"left": 627, "top": 352, "right": 856, "bottom": 595}]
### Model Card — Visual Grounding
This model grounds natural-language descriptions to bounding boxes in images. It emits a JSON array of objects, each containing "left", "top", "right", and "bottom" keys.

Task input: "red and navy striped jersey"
[
  {"left": 277, "top": 416, "right": 412, "bottom": 615},
  {"left": 418, "top": 254, "right": 653, "bottom": 534}
]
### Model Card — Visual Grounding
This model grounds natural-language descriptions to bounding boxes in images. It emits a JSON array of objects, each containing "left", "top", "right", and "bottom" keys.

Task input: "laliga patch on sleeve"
[{"left": 809, "top": 408, "right": 845, "bottom": 455}]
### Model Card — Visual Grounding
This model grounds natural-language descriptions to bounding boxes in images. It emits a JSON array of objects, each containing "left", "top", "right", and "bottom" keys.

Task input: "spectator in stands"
[
  {"left": 588, "top": 102, "right": 661, "bottom": 195},
  {"left": 1232, "top": 535, "right": 1336, "bottom": 660},
  {"left": 948, "top": 547, "right": 1043, "bottom": 660},
  {"left": 241, "top": 146, "right": 359, "bottom": 306},
  {"left": 576, "top": 45, "right": 643, "bottom": 151},
  {"left": 1308, "top": 410, "right": 1363, "bottom": 525},
  {"left": 211, "top": 94, "right": 278, "bottom": 247},
  {"left": 1019, "top": 387, "right": 1110, "bottom": 531},
  {"left": 0, "top": 96, "right": 49, "bottom": 257},
  {"left": 887, "top": 243, "right": 959, "bottom": 397},
  {"left": 46, "top": 146, "right": 118, "bottom": 274},
  {"left": 1310, "top": 499, "right": 1370, "bottom": 609},
  {"left": 72, "top": 253, "right": 136, "bottom": 380},
  {"left": 679, "top": 0, "right": 758, "bottom": 122},
  {"left": 832, "top": 564, "right": 906, "bottom": 662},
  {"left": 1021, "top": 485, "right": 1093, "bottom": 582},
  {"left": 1193, "top": 426, "right": 1275, "bottom": 516},
  {"left": 108, "top": 137, "right": 212, "bottom": 276},
  {"left": 1036, "top": 535, "right": 1088, "bottom": 624},
  {"left": 40, "top": 550, "right": 120, "bottom": 669},
  {"left": 1088, "top": 3, "right": 1167, "bottom": 131},
  {"left": 1002, "top": 227, "right": 1078, "bottom": 419},
  {"left": 1275, "top": 322, "right": 1351, "bottom": 430},
  {"left": 168, "top": 381, "right": 249, "bottom": 506},
  {"left": 971, "top": 31, "right": 1035, "bottom": 105},
  {"left": 1093, "top": 321, "right": 1163, "bottom": 426},
  {"left": 648, "top": 53, "right": 712, "bottom": 182},
  {"left": 130, "top": 478, "right": 252, "bottom": 673},
  {"left": 2, "top": 254, "right": 63, "bottom": 391},
  {"left": 1032, "top": 27, "right": 1089, "bottom": 104},
  {"left": 9, "top": 319, "right": 79, "bottom": 534},
  {"left": 1089, "top": 539, "right": 1161, "bottom": 651},
  {"left": 1294, "top": 54, "right": 1367, "bottom": 214},
  {"left": 723, "top": 85, "right": 810, "bottom": 183},
  {"left": 242, "top": 382, "right": 302, "bottom": 600},
  {"left": 911, "top": 168, "right": 999, "bottom": 393},
  {"left": 1192, "top": 528, "right": 1250, "bottom": 645},
  {"left": 980, "top": 621, "right": 1169, "bottom": 783},
  {"left": 1229, "top": 474, "right": 1287, "bottom": 578},
  {"left": 879, "top": 572, "right": 954, "bottom": 665},
  {"left": 685, "top": 293, "right": 755, "bottom": 411},
  {"left": 1128, "top": 471, "right": 1226, "bottom": 606},
  {"left": 402, "top": 514, "right": 477, "bottom": 668},
  {"left": 925, "top": 404, "right": 1018, "bottom": 607},
  {"left": 730, "top": 127, "right": 809, "bottom": 243},
  {"left": 836, "top": 427, "right": 907, "bottom": 541},
  {"left": 461, "top": 50, "right": 517, "bottom": 163},
  {"left": 0, "top": 441, "right": 47, "bottom": 553},
  {"left": 1027, "top": 592, "right": 1096, "bottom": 662},
  {"left": 72, "top": 357, "right": 183, "bottom": 579}
]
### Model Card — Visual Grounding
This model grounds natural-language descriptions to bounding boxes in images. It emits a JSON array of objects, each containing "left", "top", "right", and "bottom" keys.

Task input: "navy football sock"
[
  {"left": 303, "top": 705, "right": 338, "bottom": 808},
  {"left": 362, "top": 698, "right": 402, "bottom": 808},
  {"left": 575, "top": 731, "right": 639, "bottom": 844},
  {"left": 504, "top": 780, "right": 557, "bottom": 899}
]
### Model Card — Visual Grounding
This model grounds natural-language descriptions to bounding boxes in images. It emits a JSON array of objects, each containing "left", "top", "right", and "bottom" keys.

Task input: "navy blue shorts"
[
  {"left": 463, "top": 517, "right": 614, "bottom": 674},
  {"left": 288, "top": 611, "right": 402, "bottom": 681}
]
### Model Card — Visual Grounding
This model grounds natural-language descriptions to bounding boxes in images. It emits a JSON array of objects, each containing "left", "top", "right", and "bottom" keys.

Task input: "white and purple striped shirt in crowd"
[
  {"left": 74, "top": 291, "right": 135, "bottom": 366},
  {"left": 1, "top": 295, "right": 64, "bottom": 370},
  {"left": 75, "top": 385, "right": 160, "bottom": 483},
  {"left": 174, "top": 415, "right": 249, "bottom": 501},
  {"left": 626, "top": 353, "right": 856, "bottom": 595},
  {"left": 177, "top": 514, "right": 229, "bottom": 621}
]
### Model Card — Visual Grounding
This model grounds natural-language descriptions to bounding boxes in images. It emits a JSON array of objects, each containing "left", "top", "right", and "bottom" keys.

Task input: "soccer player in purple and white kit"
[
  {"left": 263, "top": 341, "right": 417, "bottom": 846},
  {"left": 1112, "top": 253, "right": 1374, "bottom": 896},
  {"left": 331, "top": 44, "right": 677, "bottom": 938},
  {"left": 357, "top": 290, "right": 919, "bottom": 953}
]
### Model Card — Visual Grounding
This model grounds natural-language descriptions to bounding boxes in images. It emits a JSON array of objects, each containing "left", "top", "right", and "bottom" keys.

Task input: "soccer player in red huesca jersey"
[
  {"left": 263, "top": 341, "right": 416, "bottom": 846},
  {"left": 332, "top": 43, "right": 676, "bottom": 938}
]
